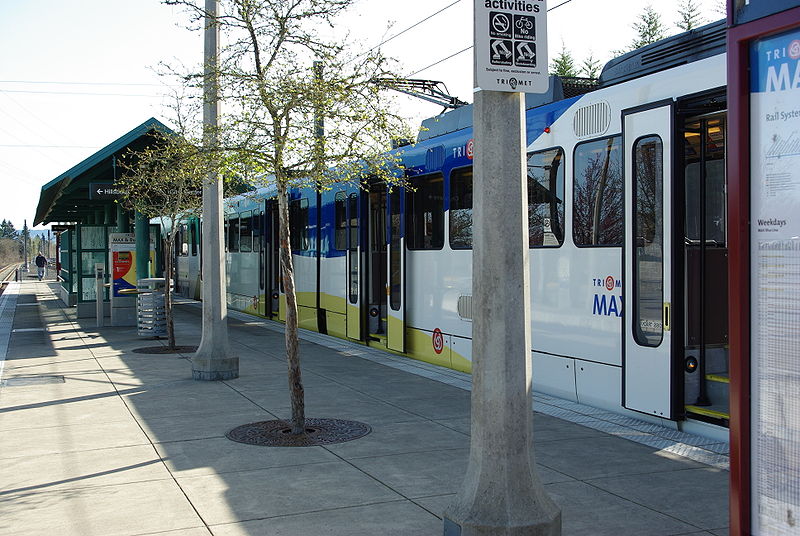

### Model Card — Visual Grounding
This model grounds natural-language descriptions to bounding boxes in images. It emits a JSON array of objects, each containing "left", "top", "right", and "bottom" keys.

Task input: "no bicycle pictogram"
[{"left": 513, "top": 14, "right": 535, "bottom": 41}]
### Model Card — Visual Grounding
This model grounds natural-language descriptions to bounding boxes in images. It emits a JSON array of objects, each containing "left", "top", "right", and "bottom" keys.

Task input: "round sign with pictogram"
[
  {"left": 432, "top": 328, "right": 444, "bottom": 354},
  {"left": 466, "top": 139, "right": 474, "bottom": 160},
  {"left": 790, "top": 40, "right": 800, "bottom": 60},
  {"left": 605, "top": 276, "right": 615, "bottom": 291}
]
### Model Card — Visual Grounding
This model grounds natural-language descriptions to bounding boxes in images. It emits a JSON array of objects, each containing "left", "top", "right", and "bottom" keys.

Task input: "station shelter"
[{"left": 33, "top": 118, "right": 169, "bottom": 320}]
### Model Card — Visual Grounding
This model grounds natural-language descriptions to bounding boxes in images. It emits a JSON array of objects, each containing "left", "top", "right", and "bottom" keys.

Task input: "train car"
[{"left": 176, "top": 20, "right": 731, "bottom": 435}]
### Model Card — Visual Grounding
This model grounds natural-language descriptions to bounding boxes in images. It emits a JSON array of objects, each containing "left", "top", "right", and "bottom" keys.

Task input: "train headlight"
[
  {"left": 685, "top": 356, "right": 698, "bottom": 373},
  {"left": 271, "top": 292, "right": 279, "bottom": 300},
  {"left": 369, "top": 307, "right": 379, "bottom": 318}
]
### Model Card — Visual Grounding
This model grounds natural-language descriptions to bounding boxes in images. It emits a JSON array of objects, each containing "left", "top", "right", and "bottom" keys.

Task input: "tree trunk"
[
  {"left": 277, "top": 183, "right": 305, "bottom": 435},
  {"left": 165, "top": 236, "right": 176, "bottom": 349}
]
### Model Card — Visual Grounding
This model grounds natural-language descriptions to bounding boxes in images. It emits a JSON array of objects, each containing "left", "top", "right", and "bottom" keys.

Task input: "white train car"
[{"left": 177, "top": 20, "right": 731, "bottom": 435}]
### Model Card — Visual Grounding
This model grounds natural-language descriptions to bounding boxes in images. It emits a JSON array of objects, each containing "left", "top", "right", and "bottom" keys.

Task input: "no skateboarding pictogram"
[{"left": 515, "top": 41, "right": 536, "bottom": 67}]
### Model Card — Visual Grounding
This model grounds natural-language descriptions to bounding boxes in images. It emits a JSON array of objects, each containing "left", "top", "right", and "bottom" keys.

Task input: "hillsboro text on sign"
[
  {"left": 89, "top": 183, "right": 122, "bottom": 200},
  {"left": 474, "top": 0, "right": 548, "bottom": 93}
]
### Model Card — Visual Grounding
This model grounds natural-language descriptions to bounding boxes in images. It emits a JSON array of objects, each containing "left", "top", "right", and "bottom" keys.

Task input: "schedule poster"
[
  {"left": 109, "top": 233, "right": 137, "bottom": 298},
  {"left": 749, "top": 27, "right": 800, "bottom": 536}
]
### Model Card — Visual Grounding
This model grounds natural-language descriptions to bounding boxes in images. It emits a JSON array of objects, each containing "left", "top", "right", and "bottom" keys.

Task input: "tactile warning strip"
[{"left": 0, "top": 282, "right": 20, "bottom": 382}]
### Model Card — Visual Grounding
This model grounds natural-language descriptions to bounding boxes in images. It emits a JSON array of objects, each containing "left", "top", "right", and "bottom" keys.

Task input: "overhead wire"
[
  {"left": 364, "top": 0, "right": 464, "bottom": 54},
  {"left": 0, "top": 89, "right": 162, "bottom": 98}
]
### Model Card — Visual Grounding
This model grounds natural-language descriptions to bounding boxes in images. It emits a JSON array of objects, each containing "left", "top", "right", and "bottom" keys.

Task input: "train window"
[
  {"left": 684, "top": 117, "right": 727, "bottom": 246},
  {"left": 179, "top": 224, "right": 189, "bottom": 256},
  {"left": 449, "top": 168, "right": 473, "bottom": 249},
  {"left": 239, "top": 211, "right": 253, "bottom": 252},
  {"left": 406, "top": 173, "right": 444, "bottom": 250},
  {"left": 573, "top": 136, "right": 623, "bottom": 246},
  {"left": 528, "top": 148, "right": 565, "bottom": 247},
  {"left": 348, "top": 193, "right": 359, "bottom": 251},
  {"left": 289, "top": 198, "right": 309, "bottom": 251},
  {"left": 252, "top": 212, "right": 261, "bottom": 253},
  {"left": 633, "top": 135, "right": 664, "bottom": 347},
  {"left": 190, "top": 220, "right": 198, "bottom": 256},
  {"left": 389, "top": 188, "right": 402, "bottom": 310},
  {"left": 334, "top": 191, "right": 347, "bottom": 251},
  {"left": 228, "top": 217, "right": 240, "bottom": 252}
]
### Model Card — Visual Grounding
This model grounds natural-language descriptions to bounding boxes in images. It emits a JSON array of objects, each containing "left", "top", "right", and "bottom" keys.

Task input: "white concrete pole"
[
  {"left": 443, "top": 90, "right": 561, "bottom": 535},
  {"left": 192, "top": 0, "right": 238, "bottom": 381}
]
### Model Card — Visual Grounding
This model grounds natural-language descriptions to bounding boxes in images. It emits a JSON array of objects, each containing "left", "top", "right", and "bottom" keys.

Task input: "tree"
[
  {"left": 0, "top": 238, "right": 22, "bottom": 265},
  {"left": 0, "top": 220, "right": 17, "bottom": 239},
  {"left": 168, "top": 0, "right": 414, "bottom": 435},
  {"left": 117, "top": 128, "right": 212, "bottom": 350},
  {"left": 580, "top": 52, "right": 602, "bottom": 79},
  {"left": 550, "top": 42, "right": 578, "bottom": 77},
  {"left": 629, "top": 5, "right": 667, "bottom": 50},
  {"left": 677, "top": 0, "right": 705, "bottom": 31}
]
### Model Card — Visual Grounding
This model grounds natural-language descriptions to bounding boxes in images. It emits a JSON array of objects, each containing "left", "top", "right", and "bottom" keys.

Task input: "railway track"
[{"left": 0, "top": 264, "right": 20, "bottom": 294}]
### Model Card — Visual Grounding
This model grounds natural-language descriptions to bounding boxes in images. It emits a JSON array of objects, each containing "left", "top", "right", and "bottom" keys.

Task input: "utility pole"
[
  {"left": 22, "top": 220, "right": 29, "bottom": 272},
  {"left": 192, "top": 0, "right": 238, "bottom": 381}
]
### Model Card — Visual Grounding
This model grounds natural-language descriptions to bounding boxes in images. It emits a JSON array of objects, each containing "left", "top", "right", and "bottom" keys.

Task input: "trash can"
[{"left": 137, "top": 278, "right": 167, "bottom": 337}]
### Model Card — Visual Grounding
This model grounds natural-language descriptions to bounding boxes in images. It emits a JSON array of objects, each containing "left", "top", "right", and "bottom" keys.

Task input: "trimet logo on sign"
[{"left": 475, "top": 0, "right": 547, "bottom": 93}]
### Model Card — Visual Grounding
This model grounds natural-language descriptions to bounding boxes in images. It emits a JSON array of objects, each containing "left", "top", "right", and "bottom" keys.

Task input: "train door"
[
  {"left": 387, "top": 187, "right": 405, "bottom": 352},
  {"left": 622, "top": 102, "right": 677, "bottom": 419},
  {"left": 680, "top": 104, "right": 729, "bottom": 425},
  {"left": 262, "top": 199, "right": 280, "bottom": 319},
  {"left": 346, "top": 193, "right": 361, "bottom": 339},
  {"left": 366, "top": 183, "right": 388, "bottom": 343}
]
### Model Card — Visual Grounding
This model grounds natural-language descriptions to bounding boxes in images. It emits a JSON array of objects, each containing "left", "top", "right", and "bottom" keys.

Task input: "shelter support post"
[
  {"left": 135, "top": 211, "right": 149, "bottom": 280},
  {"left": 117, "top": 205, "right": 130, "bottom": 233}
]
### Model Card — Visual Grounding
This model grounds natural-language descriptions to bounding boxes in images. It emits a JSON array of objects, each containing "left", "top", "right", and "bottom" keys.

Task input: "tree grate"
[{"left": 226, "top": 418, "right": 371, "bottom": 447}]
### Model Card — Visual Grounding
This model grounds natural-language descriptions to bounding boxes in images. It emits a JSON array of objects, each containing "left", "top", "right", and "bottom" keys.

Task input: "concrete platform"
[{"left": 0, "top": 281, "right": 730, "bottom": 535}]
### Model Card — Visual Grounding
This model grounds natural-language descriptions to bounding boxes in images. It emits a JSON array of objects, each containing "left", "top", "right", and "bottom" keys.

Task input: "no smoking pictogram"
[
  {"left": 432, "top": 328, "right": 444, "bottom": 354},
  {"left": 489, "top": 11, "right": 512, "bottom": 39}
]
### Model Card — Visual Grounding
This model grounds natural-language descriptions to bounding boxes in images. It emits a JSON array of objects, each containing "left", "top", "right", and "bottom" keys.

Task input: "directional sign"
[
  {"left": 475, "top": 0, "right": 548, "bottom": 93},
  {"left": 89, "top": 182, "right": 122, "bottom": 200}
]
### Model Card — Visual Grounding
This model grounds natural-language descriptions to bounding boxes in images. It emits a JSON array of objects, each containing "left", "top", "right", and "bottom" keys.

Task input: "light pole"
[{"left": 192, "top": 0, "right": 238, "bottom": 381}]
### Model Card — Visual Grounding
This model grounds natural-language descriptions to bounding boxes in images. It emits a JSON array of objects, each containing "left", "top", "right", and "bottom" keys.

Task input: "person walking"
[{"left": 34, "top": 252, "right": 47, "bottom": 281}]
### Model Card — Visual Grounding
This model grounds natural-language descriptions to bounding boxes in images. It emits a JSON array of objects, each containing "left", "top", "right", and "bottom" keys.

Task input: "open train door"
[
  {"left": 346, "top": 192, "right": 362, "bottom": 340},
  {"left": 386, "top": 187, "right": 405, "bottom": 352},
  {"left": 622, "top": 101, "right": 678, "bottom": 419}
]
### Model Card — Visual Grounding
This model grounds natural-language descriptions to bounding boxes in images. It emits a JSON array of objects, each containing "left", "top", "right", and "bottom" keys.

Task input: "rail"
[{"left": 0, "top": 264, "right": 21, "bottom": 295}]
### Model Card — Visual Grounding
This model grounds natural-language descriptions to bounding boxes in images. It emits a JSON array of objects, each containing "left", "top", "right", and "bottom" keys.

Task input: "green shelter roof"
[{"left": 34, "top": 117, "right": 173, "bottom": 226}]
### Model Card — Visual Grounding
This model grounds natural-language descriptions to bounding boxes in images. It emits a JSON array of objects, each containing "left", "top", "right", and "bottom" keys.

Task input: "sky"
[{"left": 0, "top": 0, "right": 725, "bottom": 231}]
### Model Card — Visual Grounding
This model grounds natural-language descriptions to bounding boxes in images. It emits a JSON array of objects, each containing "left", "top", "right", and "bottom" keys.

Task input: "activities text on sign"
[{"left": 475, "top": 0, "right": 548, "bottom": 93}]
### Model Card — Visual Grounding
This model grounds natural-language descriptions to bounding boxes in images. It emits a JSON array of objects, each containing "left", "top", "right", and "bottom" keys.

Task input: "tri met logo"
[{"left": 591, "top": 276, "right": 622, "bottom": 318}]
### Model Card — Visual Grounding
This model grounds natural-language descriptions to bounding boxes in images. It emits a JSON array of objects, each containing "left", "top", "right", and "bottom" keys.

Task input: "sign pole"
[{"left": 444, "top": 1, "right": 559, "bottom": 534}]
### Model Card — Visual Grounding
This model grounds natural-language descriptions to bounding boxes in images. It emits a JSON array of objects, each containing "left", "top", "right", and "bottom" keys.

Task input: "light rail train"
[{"left": 172, "top": 20, "right": 731, "bottom": 433}]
